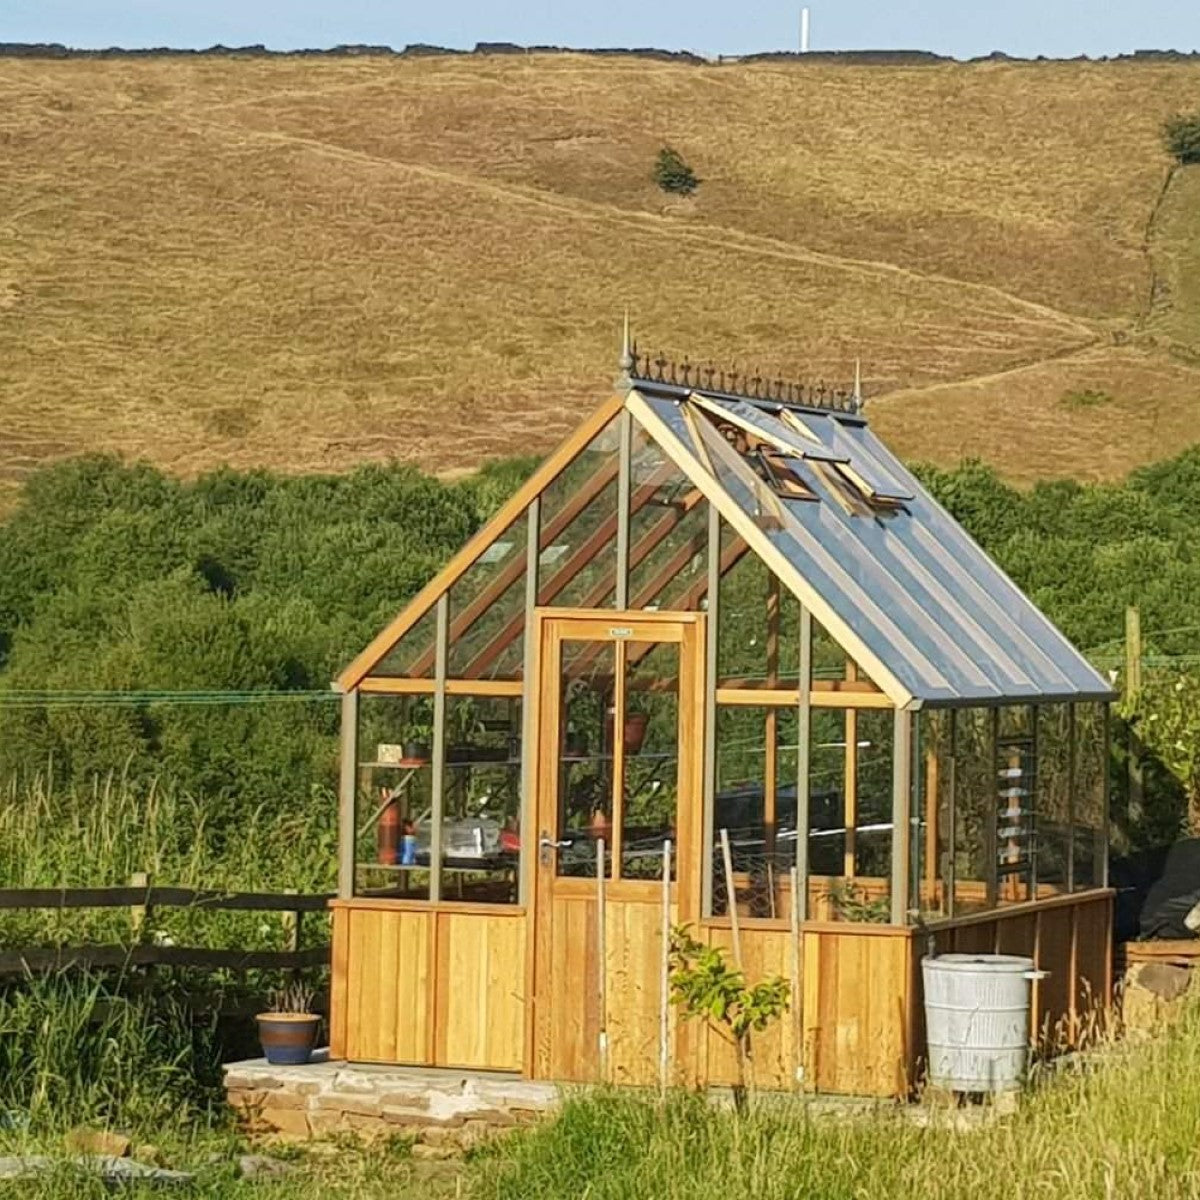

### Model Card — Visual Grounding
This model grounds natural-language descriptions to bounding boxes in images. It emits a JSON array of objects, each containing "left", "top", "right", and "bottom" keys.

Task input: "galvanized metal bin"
[{"left": 922, "top": 953, "right": 1041, "bottom": 1092}]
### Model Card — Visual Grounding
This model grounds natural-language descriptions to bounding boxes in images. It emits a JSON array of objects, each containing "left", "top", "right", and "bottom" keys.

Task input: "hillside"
[{"left": 2, "top": 50, "right": 1200, "bottom": 510}]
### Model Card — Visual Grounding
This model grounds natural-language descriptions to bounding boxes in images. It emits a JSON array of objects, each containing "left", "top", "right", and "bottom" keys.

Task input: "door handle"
[{"left": 539, "top": 832, "right": 572, "bottom": 867}]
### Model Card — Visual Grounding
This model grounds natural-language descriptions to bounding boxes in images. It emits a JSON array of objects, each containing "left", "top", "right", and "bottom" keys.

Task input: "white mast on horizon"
[{"left": 800, "top": 7, "right": 811, "bottom": 52}]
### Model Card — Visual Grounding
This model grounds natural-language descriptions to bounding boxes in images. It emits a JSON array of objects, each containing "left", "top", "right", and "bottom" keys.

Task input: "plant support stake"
[
  {"left": 660, "top": 838, "right": 672, "bottom": 1096},
  {"left": 597, "top": 836, "right": 608, "bottom": 1082},
  {"left": 790, "top": 864, "right": 804, "bottom": 1087},
  {"left": 720, "top": 828, "right": 742, "bottom": 971}
]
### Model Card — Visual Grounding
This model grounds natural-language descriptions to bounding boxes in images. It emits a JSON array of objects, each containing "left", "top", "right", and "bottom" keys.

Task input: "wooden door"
[{"left": 527, "top": 611, "right": 704, "bottom": 1083}]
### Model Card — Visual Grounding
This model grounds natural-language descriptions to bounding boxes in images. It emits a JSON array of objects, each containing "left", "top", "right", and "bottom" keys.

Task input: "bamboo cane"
[
  {"left": 790, "top": 864, "right": 804, "bottom": 1090},
  {"left": 597, "top": 836, "right": 608, "bottom": 1082},
  {"left": 660, "top": 838, "right": 672, "bottom": 1097},
  {"left": 720, "top": 828, "right": 742, "bottom": 969}
]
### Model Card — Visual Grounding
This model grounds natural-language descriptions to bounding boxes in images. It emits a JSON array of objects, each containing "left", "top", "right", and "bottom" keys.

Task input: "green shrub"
[
  {"left": 653, "top": 146, "right": 699, "bottom": 196},
  {"left": 1163, "top": 112, "right": 1200, "bottom": 164},
  {"left": 1060, "top": 388, "right": 1114, "bottom": 410}
]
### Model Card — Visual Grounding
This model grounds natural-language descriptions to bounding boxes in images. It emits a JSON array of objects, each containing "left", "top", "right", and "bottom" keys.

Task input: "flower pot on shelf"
[
  {"left": 563, "top": 730, "right": 589, "bottom": 759},
  {"left": 256, "top": 1013, "right": 320, "bottom": 1066},
  {"left": 624, "top": 712, "right": 649, "bottom": 754},
  {"left": 604, "top": 708, "right": 650, "bottom": 755},
  {"left": 401, "top": 742, "right": 430, "bottom": 764}
]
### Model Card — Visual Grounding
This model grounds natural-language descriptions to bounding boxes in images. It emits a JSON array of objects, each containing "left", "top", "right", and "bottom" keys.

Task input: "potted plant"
[
  {"left": 256, "top": 981, "right": 320, "bottom": 1066},
  {"left": 563, "top": 679, "right": 591, "bottom": 758},
  {"left": 825, "top": 881, "right": 890, "bottom": 924},
  {"left": 447, "top": 700, "right": 484, "bottom": 763},
  {"left": 401, "top": 698, "right": 433, "bottom": 764},
  {"left": 624, "top": 694, "right": 650, "bottom": 755},
  {"left": 608, "top": 693, "right": 650, "bottom": 755},
  {"left": 563, "top": 720, "right": 589, "bottom": 758}
]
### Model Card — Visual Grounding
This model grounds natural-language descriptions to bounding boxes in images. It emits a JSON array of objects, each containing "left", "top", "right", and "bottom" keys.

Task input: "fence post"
[{"left": 129, "top": 871, "right": 151, "bottom": 942}]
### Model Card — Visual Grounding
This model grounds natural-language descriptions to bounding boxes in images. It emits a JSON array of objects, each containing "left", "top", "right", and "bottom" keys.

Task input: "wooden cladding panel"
[
  {"left": 332, "top": 904, "right": 526, "bottom": 1070},
  {"left": 918, "top": 891, "right": 1114, "bottom": 1067},
  {"left": 605, "top": 898, "right": 677, "bottom": 1088},
  {"left": 538, "top": 896, "right": 601, "bottom": 1082},
  {"left": 436, "top": 913, "right": 525, "bottom": 1070},
  {"left": 703, "top": 926, "right": 799, "bottom": 1091},
  {"left": 343, "top": 907, "right": 431, "bottom": 1064},
  {"left": 329, "top": 905, "right": 350, "bottom": 1059},
  {"left": 1073, "top": 895, "right": 1112, "bottom": 1025},
  {"left": 803, "top": 926, "right": 913, "bottom": 1097},
  {"left": 1034, "top": 907, "right": 1073, "bottom": 1045}
]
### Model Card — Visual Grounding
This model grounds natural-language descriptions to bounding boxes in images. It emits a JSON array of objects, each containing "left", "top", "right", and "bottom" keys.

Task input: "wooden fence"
[{"left": 0, "top": 877, "right": 333, "bottom": 973}]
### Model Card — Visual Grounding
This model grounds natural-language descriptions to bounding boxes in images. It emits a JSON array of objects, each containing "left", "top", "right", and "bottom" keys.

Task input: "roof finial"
[
  {"left": 852, "top": 357, "right": 863, "bottom": 413},
  {"left": 616, "top": 309, "right": 634, "bottom": 389}
]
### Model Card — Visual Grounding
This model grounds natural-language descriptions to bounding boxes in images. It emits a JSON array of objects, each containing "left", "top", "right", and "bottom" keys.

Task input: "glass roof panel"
[
  {"left": 633, "top": 391, "right": 1113, "bottom": 707},
  {"left": 694, "top": 394, "right": 849, "bottom": 464},
  {"left": 783, "top": 410, "right": 914, "bottom": 501}
]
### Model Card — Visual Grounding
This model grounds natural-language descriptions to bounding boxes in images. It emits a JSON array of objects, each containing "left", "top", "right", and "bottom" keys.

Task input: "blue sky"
[{"left": 5, "top": 1, "right": 1200, "bottom": 60}]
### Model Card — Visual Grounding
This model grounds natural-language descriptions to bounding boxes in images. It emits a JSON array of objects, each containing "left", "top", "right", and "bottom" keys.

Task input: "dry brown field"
[{"left": 2, "top": 51, "right": 1200, "bottom": 509}]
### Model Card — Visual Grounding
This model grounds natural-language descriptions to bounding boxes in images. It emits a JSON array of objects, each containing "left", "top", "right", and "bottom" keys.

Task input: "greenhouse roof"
[
  {"left": 339, "top": 338, "right": 1115, "bottom": 711},
  {"left": 627, "top": 368, "right": 1114, "bottom": 710}
]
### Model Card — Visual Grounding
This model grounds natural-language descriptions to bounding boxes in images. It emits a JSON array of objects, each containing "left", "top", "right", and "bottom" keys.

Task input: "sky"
[{"left": 5, "top": 0, "right": 1200, "bottom": 61}]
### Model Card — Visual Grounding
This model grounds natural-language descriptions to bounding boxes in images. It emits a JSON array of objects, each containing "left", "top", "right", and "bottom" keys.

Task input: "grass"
[
  {"left": 470, "top": 1008, "right": 1200, "bottom": 1200},
  {"left": 10, "top": 978, "right": 1200, "bottom": 1200},
  {"left": 0, "top": 773, "right": 1198, "bottom": 1198},
  {"left": 0, "top": 775, "right": 335, "bottom": 949},
  {"left": 2, "top": 52, "right": 1200, "bottom": 510}
]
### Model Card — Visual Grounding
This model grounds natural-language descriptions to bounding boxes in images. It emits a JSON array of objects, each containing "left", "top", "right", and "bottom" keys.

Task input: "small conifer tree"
[
  {"left": 1163, "top": 112, "right": 1200, "bottom": 164},
  {"left": 653, "top": 146, "right": 700, "bottom": 195}
]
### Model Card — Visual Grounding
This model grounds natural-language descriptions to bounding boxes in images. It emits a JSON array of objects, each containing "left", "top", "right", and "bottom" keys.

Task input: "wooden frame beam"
[
  {"left": 429, "top": 594, "right": 449, "bottom": 904},
  {"left": 765, "top": 573, "right": 780, "bottom": 872},
  {"left": 337, "top": 689, "right": 359, "bottom": 899},
  {"left": 794, "top": 605, "right": 813, "bottom": 922},
  {"left": 404, "top": 452, "right": 621, "bottom": 679},
  {"left": 337, "top": 393, "right": 625, "bottom": 690},
  {"left": 714, "top": 686, "right": 892, "bottom": 709},
  {"left": 844, "top": 662, "right": 859, "bottom": 878},
  {"left": 460, "top": 465, "right": 677, "bottom": 679},
  {"left": 890, "top": 707, "right": 913, "bottom": 924},
  {"left": 358, "top": 677, "right": 522, "bottom": 696},
  {"left": 627, "top": 391, "right": 913, "bottom": 709},
  {"left": 701, "top": 504, "right": 720, "bottom": 919}
]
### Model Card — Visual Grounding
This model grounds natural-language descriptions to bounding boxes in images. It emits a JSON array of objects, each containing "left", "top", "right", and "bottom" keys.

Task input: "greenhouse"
[{"left": 326, "top": 337, "right": 1115, "bottom": 1097}]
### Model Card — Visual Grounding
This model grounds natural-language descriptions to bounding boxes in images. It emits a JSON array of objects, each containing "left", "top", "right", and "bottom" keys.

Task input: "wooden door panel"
[{"left": 529, "top": 612, "right": 705, "bottom": 1083}]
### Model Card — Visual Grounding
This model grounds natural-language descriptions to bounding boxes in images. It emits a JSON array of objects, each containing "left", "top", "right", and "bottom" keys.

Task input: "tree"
[
  {"left": 1122, "top": 670, "right": 1200, "bottom": 834},
  {"left": 1163, "top": 112, "right": 1200, "bottom": 165},
  {"left": 653, "top": 146, "right": 699, "bottom": 196},
  {"left": 668, "top": 925, "right": 788, "bottom": 1106}
]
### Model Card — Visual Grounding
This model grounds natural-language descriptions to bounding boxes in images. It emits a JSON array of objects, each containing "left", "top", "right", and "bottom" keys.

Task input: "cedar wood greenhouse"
[{"left": 326, "top": 336, "right": 1115, "bottom": 1097}]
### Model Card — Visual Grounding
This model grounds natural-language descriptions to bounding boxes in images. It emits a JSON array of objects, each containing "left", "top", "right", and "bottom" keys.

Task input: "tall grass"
[
  {"left": 0, "top": 973, "right": 222, "bottom": 1136},
  {"left": 0, "top": 775, "right": 336, "bottom": 948},
  {"left": 470, "top": 1004, "right": 1200, "bottom": 1200}
]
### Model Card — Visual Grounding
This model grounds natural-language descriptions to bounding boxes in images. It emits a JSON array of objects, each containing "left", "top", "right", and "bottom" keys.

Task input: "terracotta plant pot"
[
  {"left": 401, "top": 742, "right": 430, "bottom": 764},
  {"left": 604, "top": 710, "right": 650, "bottom": 755},
  {"left": 256, "top": 1012, "right": 320, "bottom": 1066},
  {"left": 624, "top": 712, "right": 650, "bottom": 754}
]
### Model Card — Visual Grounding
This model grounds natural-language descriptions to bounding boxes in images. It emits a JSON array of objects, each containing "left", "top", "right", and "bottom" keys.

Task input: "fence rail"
[
  {"left": 0, "top": 887, "right": 333, "bottom": 912},
  {"left": 0, "top": 880, "right": 333, "bottom": 975}
]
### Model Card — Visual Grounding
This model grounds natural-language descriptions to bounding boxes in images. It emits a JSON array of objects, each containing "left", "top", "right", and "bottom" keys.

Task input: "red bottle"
[{"left": 377, "top": 793, "right": 399, "bottom": 864}]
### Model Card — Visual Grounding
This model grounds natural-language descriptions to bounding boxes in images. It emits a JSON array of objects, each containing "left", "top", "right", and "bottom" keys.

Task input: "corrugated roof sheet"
[{"left": 630, "top": 387, "right": 1115, "bottom": 709}]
